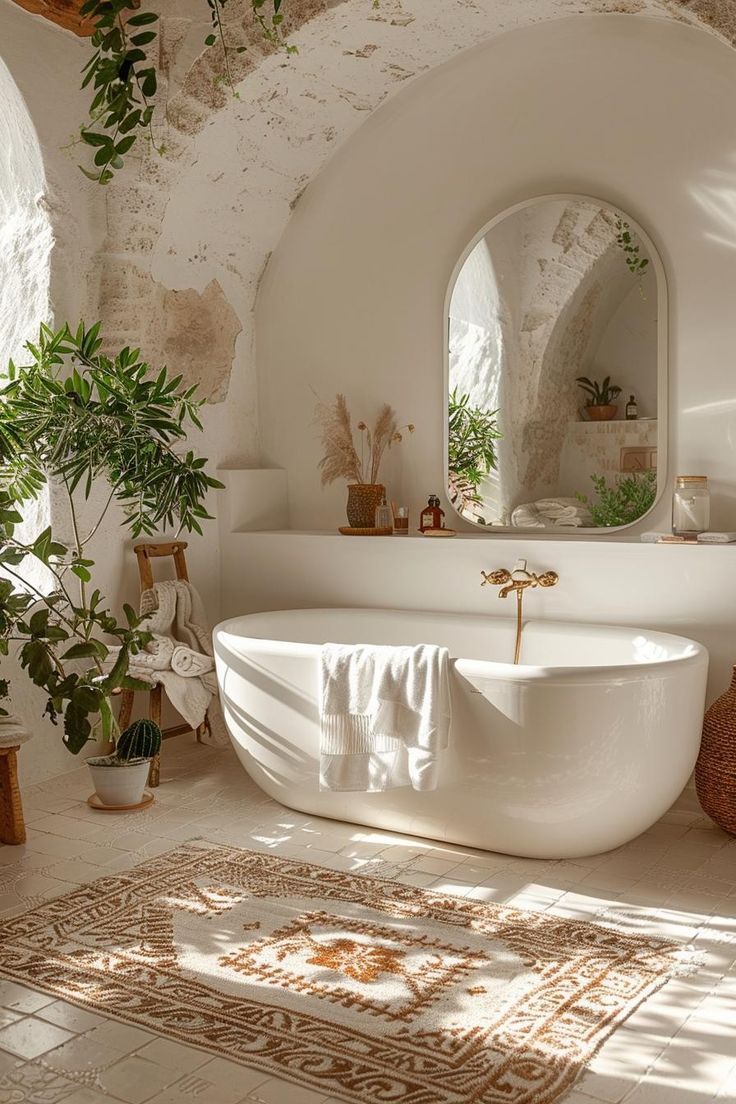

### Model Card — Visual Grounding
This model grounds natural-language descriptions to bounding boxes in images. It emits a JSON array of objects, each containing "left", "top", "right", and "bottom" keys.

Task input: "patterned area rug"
[{"left": 0, "top": 843, "right": 694, "bottom": 1103}]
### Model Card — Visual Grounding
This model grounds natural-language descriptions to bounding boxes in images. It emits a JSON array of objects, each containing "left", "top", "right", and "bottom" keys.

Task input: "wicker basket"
[
  {"left": 695, "top": 666, "right": 736, "bottom": 835},
  {"left": 346, "top": 483, "right": 385, "bottom": 529}
]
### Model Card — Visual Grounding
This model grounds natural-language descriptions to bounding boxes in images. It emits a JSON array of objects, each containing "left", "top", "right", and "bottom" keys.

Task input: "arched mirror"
[{"left": 445, "top": 195, "right": 667, "bottom": 532}]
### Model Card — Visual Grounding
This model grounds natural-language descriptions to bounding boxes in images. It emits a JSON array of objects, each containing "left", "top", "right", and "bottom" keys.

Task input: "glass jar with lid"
[{"left": 672, "top": 476, "right": 710, "bottom": 536}]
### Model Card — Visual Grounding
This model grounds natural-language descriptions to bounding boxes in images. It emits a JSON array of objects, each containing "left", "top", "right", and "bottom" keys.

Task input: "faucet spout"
[{"left": 481, "top": 562, "right": 559, "bottom": 663}]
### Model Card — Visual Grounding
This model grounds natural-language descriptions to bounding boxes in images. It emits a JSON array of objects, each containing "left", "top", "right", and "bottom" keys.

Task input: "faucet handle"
[{"left": 481, "top": 569, "right": 511, "bottom": 587}]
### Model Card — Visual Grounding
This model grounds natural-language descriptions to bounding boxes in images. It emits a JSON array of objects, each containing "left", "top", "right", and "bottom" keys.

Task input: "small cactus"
[{"left": 117, "top": 718, "right": 162, "bottom": 762}]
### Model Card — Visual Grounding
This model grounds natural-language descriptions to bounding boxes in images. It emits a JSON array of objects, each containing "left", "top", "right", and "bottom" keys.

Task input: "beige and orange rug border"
[{"left": 0, "top": 842, "right": 700, "bottom": 1104}]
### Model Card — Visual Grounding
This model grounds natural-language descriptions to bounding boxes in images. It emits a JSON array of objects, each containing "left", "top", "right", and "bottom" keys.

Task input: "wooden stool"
[
  {"left": 0, "top": 747, "right": 25, "bottom": 845},
  {"left": 118, "top": 541, "right": 209, "bottom": 789}
]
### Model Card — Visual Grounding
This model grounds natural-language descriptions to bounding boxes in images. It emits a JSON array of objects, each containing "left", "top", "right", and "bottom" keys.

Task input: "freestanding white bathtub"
[{"left": 213, "top": 608, "right": 708, "bottom": 859}]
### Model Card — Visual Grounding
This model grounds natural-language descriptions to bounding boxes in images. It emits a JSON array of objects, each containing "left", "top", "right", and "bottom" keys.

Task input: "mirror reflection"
[{"left": 447, "top": 196, "right": 663, "bottom": 531}]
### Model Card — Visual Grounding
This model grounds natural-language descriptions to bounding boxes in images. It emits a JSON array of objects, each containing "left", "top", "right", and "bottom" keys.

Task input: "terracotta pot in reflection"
[{"left": 586, "top": 404, "right": 618, "bottom": 421}]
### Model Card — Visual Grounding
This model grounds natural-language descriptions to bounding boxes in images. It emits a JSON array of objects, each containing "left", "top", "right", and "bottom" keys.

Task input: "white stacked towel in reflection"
[
  {"left": 319, "top": 643, "right": 451, "bottom": 792},
  {"left": 511, "top": 497, "right": 593, "bottom": 528}
]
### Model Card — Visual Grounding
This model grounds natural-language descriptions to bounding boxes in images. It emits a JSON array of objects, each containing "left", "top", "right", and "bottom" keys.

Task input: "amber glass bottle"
[{"left": 419, "top": 495, "right": 445, "bottom": 532}]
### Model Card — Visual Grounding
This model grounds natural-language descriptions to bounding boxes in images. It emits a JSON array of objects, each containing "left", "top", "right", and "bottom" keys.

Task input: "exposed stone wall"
[{"left": 88, "top": 0, "right": 734, "bottom": 472}]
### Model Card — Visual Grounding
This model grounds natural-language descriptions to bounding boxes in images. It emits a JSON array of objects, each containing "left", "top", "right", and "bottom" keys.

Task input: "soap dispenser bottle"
[
  {"left": 626, "top": 394, "right": 638, "bottom": 420},
  {"left": 420, "top": 495, "right": 445, "bottom": 532}
]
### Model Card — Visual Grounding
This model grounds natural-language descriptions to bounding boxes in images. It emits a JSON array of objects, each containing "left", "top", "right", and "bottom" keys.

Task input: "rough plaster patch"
[
  {"left": 589, "top": 0, "right": 646, "bottom": 12},
  {"left": 159, "top": 278, "right": 242, "bottom": 402},
  {"left": 552, "top": 206, "right": 580, "bottom": 250},
  {"left": 670, "top": 0, "right": 736, "bottom": 41}
]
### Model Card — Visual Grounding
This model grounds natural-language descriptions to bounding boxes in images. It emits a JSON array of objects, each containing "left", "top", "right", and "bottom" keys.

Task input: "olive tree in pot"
[{"left": 0, "top": 322, "right": 223, "bottom": 807}]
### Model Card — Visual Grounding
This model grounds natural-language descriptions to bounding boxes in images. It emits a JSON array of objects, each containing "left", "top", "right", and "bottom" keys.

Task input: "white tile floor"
[{"left": 1, "top": 735, "right": 735, "bottom": 1104}]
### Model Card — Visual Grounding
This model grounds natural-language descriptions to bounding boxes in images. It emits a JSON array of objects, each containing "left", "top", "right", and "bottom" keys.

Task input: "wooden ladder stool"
[
  {"left": 117, "top": 541, "right": 209, "bottom": 788},
  {"left": 0, "top": 747, "right": 26, "bottom": 845}
]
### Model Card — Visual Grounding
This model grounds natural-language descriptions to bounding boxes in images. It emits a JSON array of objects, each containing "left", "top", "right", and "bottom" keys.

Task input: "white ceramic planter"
[{"left": 87, "top": 756, "right": 150, "bottom": 807}]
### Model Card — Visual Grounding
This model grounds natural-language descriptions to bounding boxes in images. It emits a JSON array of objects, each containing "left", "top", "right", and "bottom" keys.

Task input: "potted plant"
[
  {"left": 447, "top": 388, "right": 502, "bottom": 515},
  {"left": 576, "top": 376, "right": 622, "bottom": 421},
  {"left": 87, "top": 719, "right": 162, "bottom": 807},
  {"left": 314, "top": 394, "right": 414, "bottom": 528},
  {"left": 575, "top": 470, "right": 657, "bottom": 527},
  {"left": 0, "top": 322, "right": 223, "bottom": 799}
]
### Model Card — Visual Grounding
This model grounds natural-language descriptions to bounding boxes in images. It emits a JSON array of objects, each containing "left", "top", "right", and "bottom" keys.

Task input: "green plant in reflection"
[
  {"left": 576, "top": 470, "right": 657, "bottom": 528},
  {"left": 447, "top": 390, "right": 502, "bottom": 512}
]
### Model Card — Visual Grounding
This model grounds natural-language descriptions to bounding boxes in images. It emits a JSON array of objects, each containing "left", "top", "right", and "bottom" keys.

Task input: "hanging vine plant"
[
  {"left": 78, "top": 0, "right": 161, "bottom": 185},
  {"left": 76, "top": 0, "right": 294, "bottom": 185}
]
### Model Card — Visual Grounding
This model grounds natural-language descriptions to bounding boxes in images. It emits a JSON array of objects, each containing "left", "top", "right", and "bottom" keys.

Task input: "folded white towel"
[
  {"left": 171, "top": 646, "right": 215, "bottom": 678},
  {"left": 320, "top": 643, "right": 450, "bottom": 793},
  {"left": 511, "top": 498, "right": 593, "bottom": 528},
  {"left": 106, "top": 579, "right": 228, "bottom": 747}
]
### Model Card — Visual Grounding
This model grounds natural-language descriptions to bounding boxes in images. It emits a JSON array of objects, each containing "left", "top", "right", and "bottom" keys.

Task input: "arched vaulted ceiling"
[{"left": 7, "top": 0, "right": 736, "bottom": 428}]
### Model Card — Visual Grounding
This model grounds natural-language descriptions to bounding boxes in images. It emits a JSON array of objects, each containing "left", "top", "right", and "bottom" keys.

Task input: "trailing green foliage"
[
  {"left": 0, "top": 489, "right": 152, "bottom": 753},
  {"left": 576, "top": 375, "right": 622, "bottom": 407},
  {"left": 447, "top": 389, "right": 502, "bottom": 511},
  {"left": 250, "top": 0, "right": 297, "bottom": 54},
  {"left": 77, "top": 0, "right": 296, "bottom": 182},
  {"left": 576, "top": 470, "right": 657, "bottom": 528},
  {"left": 78, "top": 0, "right": 161, "bottom": 185},
  {"left": 615, "top": 219, "right": 650, "bottom": 280},
  {"left": 0, "top": 322, "right": 222, "bottom": 539},
  {"left": 0, "top": 321, "right": 223, "bottom": 753},
  {"left": 117, "top": 718, "right": 162, "bottom": 760}
]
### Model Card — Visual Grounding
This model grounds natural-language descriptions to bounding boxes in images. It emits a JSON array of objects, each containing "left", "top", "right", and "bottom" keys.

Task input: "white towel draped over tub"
[{"left": 319, "top": 643, "right": 451, "bottom": 792}]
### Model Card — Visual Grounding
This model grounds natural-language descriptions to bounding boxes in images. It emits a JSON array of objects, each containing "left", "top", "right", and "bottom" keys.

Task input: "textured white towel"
[
  {"left": 320, "top": 643, "right": 451, "bottom": 792},
  {"left": 107, "top": 580, "right": 228, "bottom": 747},
  {"left": 511, "top": 498, "right": 593, "bottom": 528},
  {"left": 171, "top": 646, "right": 215, "bottom": 679}
]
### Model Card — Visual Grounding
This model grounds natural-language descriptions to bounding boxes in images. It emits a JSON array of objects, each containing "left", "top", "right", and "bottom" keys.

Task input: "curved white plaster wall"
[
  {"left": 256, "top": 15, "right": 736, "bottom": 536},
  {"left": 148, "top": 0, "right": 696, "bottom": 475},
  {"left": 0, "top": 0, "right": 104, "bottom": 328},
  {"left": 0, "top": 56, "right": 51, "bottom": 362},
  {"left": 0, "top": 1, "right": 106, "bottom": 785}
]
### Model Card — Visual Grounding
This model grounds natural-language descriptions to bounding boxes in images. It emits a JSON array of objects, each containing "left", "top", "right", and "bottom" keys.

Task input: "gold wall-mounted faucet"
[{"left": 481, "top": 559, "right": 559, "bottom": 663}]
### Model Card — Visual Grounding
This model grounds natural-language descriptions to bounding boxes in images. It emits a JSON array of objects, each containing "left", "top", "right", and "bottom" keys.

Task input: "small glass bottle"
[
  {"left": 419, "top": 495, "right": 445, "bottom": 532},
  {"left": 672, "top": 476, "right": 710, "bottom": 536},
  {"left": 626, "top": 394, "right": 638, "bottom": 420},
  {"left": 375, "top": 491, "right": 393, "bottom": 530}
]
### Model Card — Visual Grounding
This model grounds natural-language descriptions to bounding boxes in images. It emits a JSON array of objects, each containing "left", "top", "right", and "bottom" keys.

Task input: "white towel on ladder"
[{"left": 319, "top": 643, "right": 451, "bottom": 792}]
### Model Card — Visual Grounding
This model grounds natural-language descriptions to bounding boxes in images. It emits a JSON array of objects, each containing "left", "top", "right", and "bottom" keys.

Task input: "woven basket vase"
[
  {"left": 346, "top": 483, "right": 385, "bottom": 529},
  {"left": 695, "top": 666, "right": 736, "bottom": 836}
]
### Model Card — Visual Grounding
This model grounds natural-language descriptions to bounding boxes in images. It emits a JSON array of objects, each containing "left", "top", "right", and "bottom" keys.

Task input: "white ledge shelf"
[
  {"left": 224, "top": 528, "right": 735, "bottom": 548},
  {"left": 571, "top": 418, "right": 657, "bottom": 429}
]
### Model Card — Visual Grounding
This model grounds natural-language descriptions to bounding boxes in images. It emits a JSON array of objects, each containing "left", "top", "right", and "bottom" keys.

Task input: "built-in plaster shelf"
[
  {"left": 572, "top": 419, "right": 657, "bottom": 429},
  {"left": 225, "top": 528, "right": 735, "bottom": 548}
]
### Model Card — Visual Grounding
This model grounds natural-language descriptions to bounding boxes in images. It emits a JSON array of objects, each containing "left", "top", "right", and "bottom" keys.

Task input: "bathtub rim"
[{"left": 213, "top": 607, "right": 709, "bottom": 683}]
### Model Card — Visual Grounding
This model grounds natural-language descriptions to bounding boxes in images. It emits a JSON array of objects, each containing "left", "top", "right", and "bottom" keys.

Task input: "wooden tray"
[
  {"left": 422, "top": 528, "right": 457, "bottom": 538},
  {"left": 338, "top": 526, "right": 393, "bottom": 536},
  {"left": 87, "top": 791, "right": 155, "bottom": 813}
]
